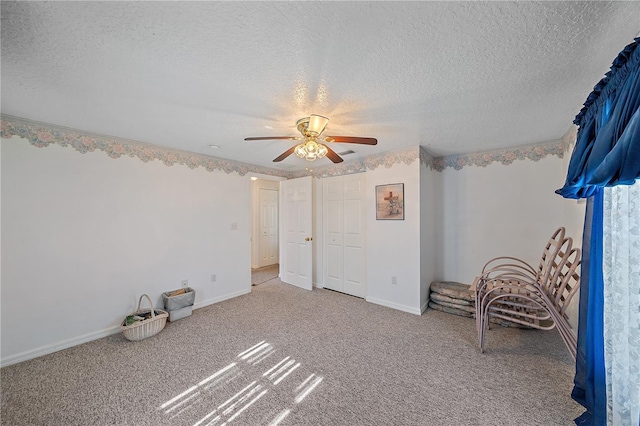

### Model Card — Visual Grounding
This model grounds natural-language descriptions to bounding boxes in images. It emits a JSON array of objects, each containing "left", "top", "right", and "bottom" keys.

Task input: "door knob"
[{"left": 305, "top": 237, "right": 313, "bottom": 241}]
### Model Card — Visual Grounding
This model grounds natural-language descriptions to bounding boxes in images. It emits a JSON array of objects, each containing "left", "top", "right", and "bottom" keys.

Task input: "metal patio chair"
[{"left": 472, "top": 227, "right": 581, "bottom": 360}]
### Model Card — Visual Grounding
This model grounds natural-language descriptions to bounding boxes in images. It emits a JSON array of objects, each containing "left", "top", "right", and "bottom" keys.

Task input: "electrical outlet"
[
  {"left": 211, "top": 274, "right": 217, "bottom": 282},
  {"left": 391, "top": 276, "right": 397, "bottom": 285},
  {"left": 181, "top": 279, "right": 189, "bottom": 288}
]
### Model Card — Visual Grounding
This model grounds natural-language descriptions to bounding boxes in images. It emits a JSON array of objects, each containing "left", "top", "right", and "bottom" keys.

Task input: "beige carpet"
[{"left": 1, "top": 278, "right": 582, "bottom": 425}]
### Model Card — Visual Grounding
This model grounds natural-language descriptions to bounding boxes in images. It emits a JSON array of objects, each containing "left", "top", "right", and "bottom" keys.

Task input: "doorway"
[
  {"left": 251, "top": 263, "right": 279, "bottom": 286},
  {"left": 251, "top": 178, "right": 279, "bottom": 269},
  {"left": 250, "top": 177, "right": 281, "bottom": 284},
  {"left": 250, "top": 175, "right": 313, "bottom": 291}
]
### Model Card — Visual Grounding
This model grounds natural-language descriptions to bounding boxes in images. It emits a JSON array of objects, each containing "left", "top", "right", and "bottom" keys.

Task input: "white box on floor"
[
  {"left": 168, "top": 305, "right": 193, "bottom": 322},
  {"left": 163, "top": 287, "right": 195, "bottom": 310}
]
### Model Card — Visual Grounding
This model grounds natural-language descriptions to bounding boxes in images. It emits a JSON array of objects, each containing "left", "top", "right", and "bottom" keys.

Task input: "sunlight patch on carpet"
[{"left": 159, "top": 341, "right": 324, "bottom": 426}]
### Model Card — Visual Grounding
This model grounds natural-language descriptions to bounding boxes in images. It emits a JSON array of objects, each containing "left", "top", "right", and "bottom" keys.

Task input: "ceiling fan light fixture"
[
  {"left": 307, "top": 114, "right": 329, "bottom": 136},
  {"left": 295, "top": 138, "right": 327, "bottom": 161},
  {"left": 246, "top": 114, "right": 376, "bottom": 164},
  {"left": 294, "top": 143, "right": 308, "bottom": 159},
  {"left": 317, "top": 143, "right": 328, "bottom": 158}
]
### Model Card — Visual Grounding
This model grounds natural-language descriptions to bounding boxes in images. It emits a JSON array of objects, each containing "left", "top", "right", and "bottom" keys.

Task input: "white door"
[
  {"left": 258, "top": 188, "right": 278, "bottom": 267},
  {"left": 323, "top": 177, "right": 344, "bottom": 291},
  {"left": 280, "top": 176, "right": 313, "bottom": 290},
  {"left": 342, "top": 174, "right": 365, "bottom": 298},
  {"left": 323, "top": 174, "right": 365, "bottom": 298}
]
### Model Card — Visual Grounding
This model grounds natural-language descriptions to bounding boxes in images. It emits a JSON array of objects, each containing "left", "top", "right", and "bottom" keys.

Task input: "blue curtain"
[
  {"left": 556, "top": 37, "right": 640, "bottom": 425},
  {"left": 571, "top": 190, "right": 606, "bottom": 425},
  {"left": 557, "top": 38, "right": 640, "bottom": 199}
]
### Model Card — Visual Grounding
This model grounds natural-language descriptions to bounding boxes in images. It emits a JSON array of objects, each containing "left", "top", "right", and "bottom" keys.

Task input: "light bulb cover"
[
  {"left": 317, "top": 144, "right": 328, "bottom": 158},
  {"left": 295, "top": 143, "right": 307, "bottom": 158},
  {"left": 307, "top": 115, "right": 329, "bottom": 136},
  {"left": 306, "top": 140, "right": 318, "bottom": 153}
]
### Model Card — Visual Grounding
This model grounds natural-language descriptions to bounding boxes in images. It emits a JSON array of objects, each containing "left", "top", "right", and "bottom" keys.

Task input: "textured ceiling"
[{"left": 1, "top": 1, "right": 638, "bottom": 171}]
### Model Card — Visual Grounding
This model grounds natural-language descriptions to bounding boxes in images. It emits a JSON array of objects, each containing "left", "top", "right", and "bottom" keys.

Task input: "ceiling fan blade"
[
  {"left": 325, "top": 136, "right": 377, "bottom": 145},
  {"left": 273, "top": 146, "right": 297, "bottom": 162},
  {"left": 245, "top": 136, "right": 298, "bottom": 141},
  {"left": 323, "top": 144, "right": 344, "bottom": 163}
]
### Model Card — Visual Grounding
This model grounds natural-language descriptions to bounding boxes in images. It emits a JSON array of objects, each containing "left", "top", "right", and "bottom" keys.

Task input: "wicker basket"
[{"left": 121, "top": 294, "right": 168, "bottom": 341}]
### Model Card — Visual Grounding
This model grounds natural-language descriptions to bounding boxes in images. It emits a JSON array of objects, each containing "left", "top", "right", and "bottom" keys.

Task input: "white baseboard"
[
  {"left": 1, "top": 325, "right": 122, "bottom": 368},
  {"left": 1, "top": 289, "right": 251, "bottom": 368},
  {"left": 194, "top": 289, "right": 251, "bottom": 310},
  {"left": 421, "top": 300, "right": 429, "bottom": 314},
  {"left": 366, "top": 297, "right": 423, "bottom": 315}
]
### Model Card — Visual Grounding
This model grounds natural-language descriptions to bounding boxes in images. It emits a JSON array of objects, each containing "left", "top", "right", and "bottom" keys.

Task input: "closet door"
[
  {"left": 323, "top": 176, "right": 344, "bottom": 291},
  {"left": 342, "top": 174, "right": 365, "bottom": 298},
  {"left": 323, "top": 174, "right": 365, "bottom": 298}
]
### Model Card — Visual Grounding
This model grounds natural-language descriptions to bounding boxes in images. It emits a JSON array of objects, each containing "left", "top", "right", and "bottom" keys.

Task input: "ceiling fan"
[{"left": 244, "top": 114, "right": 377, "bottom": 163}]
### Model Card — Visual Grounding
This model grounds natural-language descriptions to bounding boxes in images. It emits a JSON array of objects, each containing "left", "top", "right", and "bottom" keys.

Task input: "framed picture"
[{"left": 376, "top": 183, "right": 404, "bottom": 220}]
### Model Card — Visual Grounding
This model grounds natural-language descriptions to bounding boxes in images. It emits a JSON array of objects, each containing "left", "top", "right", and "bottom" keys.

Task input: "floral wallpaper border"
[
  {"left": 0, "top": 115, "right": 291, "bottom": 178},
  {"left": 430, "top": 137, "right": 572, "bottom": 171},
  {"left": 420, "top": 147, "right": 437, "bottom": 170},
  {"left": 1, "top": 115, "right": 573, "bottom": 178}
]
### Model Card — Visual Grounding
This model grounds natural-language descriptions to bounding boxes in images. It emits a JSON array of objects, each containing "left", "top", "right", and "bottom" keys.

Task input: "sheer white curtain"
[{"left": 603, "top": 181, "right": 640, "bottom": 425}]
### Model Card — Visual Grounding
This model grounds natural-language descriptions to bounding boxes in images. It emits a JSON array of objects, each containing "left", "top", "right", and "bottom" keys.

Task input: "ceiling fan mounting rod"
[{"left": 296, "top": 117, "right": 311, "bottom": 136}]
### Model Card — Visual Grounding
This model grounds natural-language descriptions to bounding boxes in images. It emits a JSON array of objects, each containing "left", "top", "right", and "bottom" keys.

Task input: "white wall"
[
  {"left": 1, "top": 138, "right": 252, "bottom": 366},
  {"left": 438, "top": 155, "right": 584, "bottom": 284},
  {"left": 437, "top": 154, "right": 585, "bottom": 326},
  {"left": 420, "top": 162, "right": 440, "bottom": 312},
  {"left": 365, "top": 160, "right": 422, "bottom": 314},
  {"left": 1, "top": 136, "right": 585, "bottom": 365}
]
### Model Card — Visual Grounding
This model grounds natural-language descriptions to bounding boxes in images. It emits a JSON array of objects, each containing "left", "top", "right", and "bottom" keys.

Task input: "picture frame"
[{"left": 375, "top": 183, "right": 404, "bottom": 220}]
